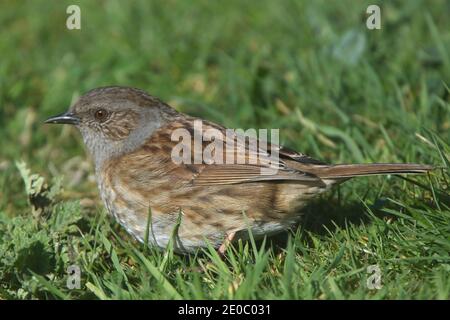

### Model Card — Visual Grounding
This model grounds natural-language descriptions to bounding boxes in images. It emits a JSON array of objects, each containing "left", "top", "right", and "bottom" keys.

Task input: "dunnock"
[{"left": 45, "top": 86, "right": 432, "bottom": 254}]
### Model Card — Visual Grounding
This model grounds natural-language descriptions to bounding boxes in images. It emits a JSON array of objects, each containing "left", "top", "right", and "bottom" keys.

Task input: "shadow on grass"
[
  {"left": 263, "top": 196, "right": 391, "bottom": 253},
  {"left": 301, "top": 198, "right": 374, "bottom": 235}
]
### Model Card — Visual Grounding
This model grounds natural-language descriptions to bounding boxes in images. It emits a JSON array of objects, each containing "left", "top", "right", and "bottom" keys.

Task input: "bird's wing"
[
  {"left": 143, "top": 117, "right": 324, "bottom": 186},
  {"left": 277, "top": 145, "right": 328, "bottom": 165},
  {"left": 191, "top": 163, "right": 319, "bottom": 186}
]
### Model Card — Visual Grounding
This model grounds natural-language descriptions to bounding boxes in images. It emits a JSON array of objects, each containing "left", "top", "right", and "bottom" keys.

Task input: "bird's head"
[{"left": 45, "top": 86, "right": 178, "bottom": 169}]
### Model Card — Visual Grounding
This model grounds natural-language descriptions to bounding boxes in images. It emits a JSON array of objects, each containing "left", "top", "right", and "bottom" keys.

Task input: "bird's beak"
[{"left": 45, "top": 111, "right": 80, "bottom": 125}]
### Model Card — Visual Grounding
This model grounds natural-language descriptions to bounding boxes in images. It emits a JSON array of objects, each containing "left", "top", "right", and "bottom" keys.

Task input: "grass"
[{"left": 0, "top": 0, "right": 449, "bottom": 299}]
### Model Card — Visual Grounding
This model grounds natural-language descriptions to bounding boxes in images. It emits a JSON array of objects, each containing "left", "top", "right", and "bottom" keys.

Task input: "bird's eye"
[{"left": 94, "top": 109, "right": 108, "bottom": 121}]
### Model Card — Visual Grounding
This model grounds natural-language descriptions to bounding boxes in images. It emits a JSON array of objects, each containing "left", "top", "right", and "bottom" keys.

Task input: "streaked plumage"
[{"left": 45, "top": 86, "right": 433, "bottom": 253}]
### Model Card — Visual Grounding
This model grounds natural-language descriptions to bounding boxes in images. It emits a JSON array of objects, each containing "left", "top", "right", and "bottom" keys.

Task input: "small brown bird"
[{"left": 45, "top": 86, "right": 432, "bottom": 254}]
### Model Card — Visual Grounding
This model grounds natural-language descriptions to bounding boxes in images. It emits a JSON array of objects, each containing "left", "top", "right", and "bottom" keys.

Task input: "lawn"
[{"left": 0, "top": 0, "right": 449, "bottom": 299}]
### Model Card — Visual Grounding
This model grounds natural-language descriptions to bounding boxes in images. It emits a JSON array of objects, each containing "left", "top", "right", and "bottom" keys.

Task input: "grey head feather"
[{"left": 71, "top": 86, "right": 179, "bottom": 172}]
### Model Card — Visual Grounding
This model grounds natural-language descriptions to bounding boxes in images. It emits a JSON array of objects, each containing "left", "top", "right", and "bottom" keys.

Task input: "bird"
[{"left": 45, "top": 86, "right": 433, "bottom": 254}]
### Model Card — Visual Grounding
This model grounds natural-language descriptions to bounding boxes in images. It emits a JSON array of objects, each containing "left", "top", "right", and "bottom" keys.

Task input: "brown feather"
[
  {"left": 50, "top": 86, "right": 435, "bottom": 253},
  {"left": 306, "top": 163, "right": 433, "bottom": 179}
]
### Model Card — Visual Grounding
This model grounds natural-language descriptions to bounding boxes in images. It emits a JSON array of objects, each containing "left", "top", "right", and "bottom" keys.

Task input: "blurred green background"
[
  {"left": 1, "top": 0, "right": 448, "bottom": 207},
  {"left": 0, "top": 0, "right": 449, "bottom": 299}
]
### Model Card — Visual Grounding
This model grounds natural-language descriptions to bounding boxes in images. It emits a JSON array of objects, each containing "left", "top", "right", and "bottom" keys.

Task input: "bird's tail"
[{"left": 312, "top": 163, "right": 433, "bottom": 179}]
